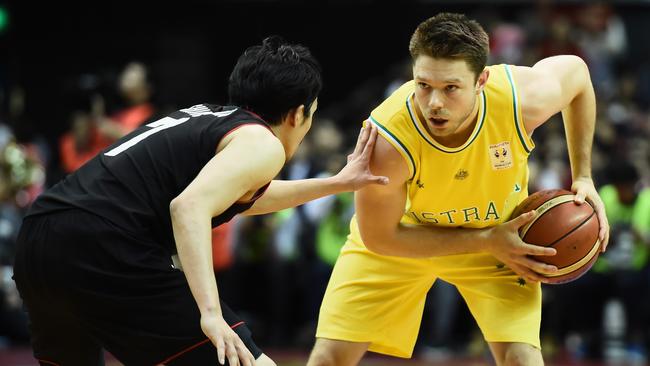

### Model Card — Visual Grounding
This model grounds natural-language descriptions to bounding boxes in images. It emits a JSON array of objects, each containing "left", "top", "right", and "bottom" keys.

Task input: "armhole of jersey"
[
  {"left": 216, "top": 121, "right": 274, "bottom": 153},
  {"left": 250, "top": 181, "right": 271, "bottom": 201},
  {"left": 366, "top": 117, "right": 416, "bottom": 181},
  {"left": 224, "top": 121, "right": 274, "bottom": 138},
  {"left": 504, "top": 64, "right": 535, "bottom": 154}
]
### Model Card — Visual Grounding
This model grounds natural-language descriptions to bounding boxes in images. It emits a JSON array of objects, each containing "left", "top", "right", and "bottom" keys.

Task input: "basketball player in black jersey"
[{"left": 13, "top": 37, "right": 387, "bottom": 366}]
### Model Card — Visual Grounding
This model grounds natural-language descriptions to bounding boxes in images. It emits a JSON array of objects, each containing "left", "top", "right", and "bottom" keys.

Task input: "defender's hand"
[
  {"left": 201, "top": 314, "right": 256, "bottom": 366},
  {"left": 336, "top": 124, "right": 389, "bottom": 191},
  {"left": 485, "top": 210, "right": 558, "bottom": 283}
]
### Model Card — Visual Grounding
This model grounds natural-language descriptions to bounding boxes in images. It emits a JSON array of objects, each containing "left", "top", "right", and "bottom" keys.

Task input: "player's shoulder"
[
  {"left": 237, "top": 123, "right": 282, "bottom": 155},
  {"left": 485, "top": 63, "right": 551, "bottom": 89},
  {"left": 506, "top": 63, "right": 558, "bottom": 96},
  {"left": 485, "top": 64, "right": 555, "bottom": 109},
  {"left": 509, "top": 63, "right": 562, "bottom": 123},
  {"left": 224, "top": 122, "right": 279, "bottom": 150},
  {"left": 219, "top": 124, "right": 285, "bottom": 178},
  {"left": 228, "top": 121, "right": 282, "bottom": 145}
]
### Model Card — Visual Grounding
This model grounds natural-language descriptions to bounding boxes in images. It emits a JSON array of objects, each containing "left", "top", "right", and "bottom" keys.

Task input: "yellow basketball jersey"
[{"left": 351, "top": 64, "right": 535, "bottom": 242}]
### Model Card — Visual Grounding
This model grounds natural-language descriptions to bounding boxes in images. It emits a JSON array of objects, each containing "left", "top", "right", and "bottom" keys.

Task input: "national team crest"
[{"left": 489, "top": 141, "right": 513, "bottom": 170}]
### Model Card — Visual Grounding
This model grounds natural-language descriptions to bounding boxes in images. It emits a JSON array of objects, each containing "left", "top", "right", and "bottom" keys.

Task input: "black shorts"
[{"left": 13, "top": 209, "right": 262, "bottom": 365}]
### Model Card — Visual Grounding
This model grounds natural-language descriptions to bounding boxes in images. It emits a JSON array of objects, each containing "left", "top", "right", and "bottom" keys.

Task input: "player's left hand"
[
  {"left": 336, "top": 124, "right": 389, "bottom": 190},
  {"left": 572, "top": 177, "right": 610, "bottom": 251},
  {"left": 201, "top": 313, "right": 256, "bottom": 366}
]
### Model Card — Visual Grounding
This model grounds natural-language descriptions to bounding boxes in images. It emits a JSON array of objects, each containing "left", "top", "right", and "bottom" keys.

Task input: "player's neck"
[
  {"left": 270, "top": 124, "right": 291, "bottom": 161},
  {"left": 418, "top": 94, "right": 480, "bottom": 148}
]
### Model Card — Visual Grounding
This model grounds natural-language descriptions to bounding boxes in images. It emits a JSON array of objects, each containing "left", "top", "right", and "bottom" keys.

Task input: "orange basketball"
[{"left": 510, "top": 189, "right": 601, "bottom": 284}]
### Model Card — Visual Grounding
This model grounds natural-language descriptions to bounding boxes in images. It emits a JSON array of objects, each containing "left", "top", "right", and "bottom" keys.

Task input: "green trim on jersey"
[
  {"left": 406, "top": 91, "right": 487, "bottom": 154},
  {"left": 504, "top": 65, "right": 533, "bottom": 154},
  {"left": 368, "top": 117, "right": 416, "bottom": 180}
]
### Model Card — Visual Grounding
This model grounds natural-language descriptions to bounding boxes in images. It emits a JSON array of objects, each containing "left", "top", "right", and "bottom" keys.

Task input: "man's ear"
[
  {"left": 288, "top": 105, "right": 305, "bottom": 127},
  {"left": 476, "top": 68, "right": 490, "bottom": 94}
]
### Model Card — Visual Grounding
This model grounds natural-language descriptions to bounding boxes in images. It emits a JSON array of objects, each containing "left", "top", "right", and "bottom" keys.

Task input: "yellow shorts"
[{"left": 316, "top": 238, "right": 541, "bottom": 358}]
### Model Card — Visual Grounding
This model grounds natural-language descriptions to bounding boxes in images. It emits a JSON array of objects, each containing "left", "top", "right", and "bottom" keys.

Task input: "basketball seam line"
[
  {"left": 522, "top": 197, "right": 574, "bottom": 239},
  {"left": 545, "top": 238, "right": 600, "bottom": 277},
  {"left": 546, "top": 210, "right": 596, "bottom": 249}
]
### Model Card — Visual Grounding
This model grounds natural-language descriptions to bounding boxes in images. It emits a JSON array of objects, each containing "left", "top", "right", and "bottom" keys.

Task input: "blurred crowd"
[{"left": 1, "top": 2, "right": 649, "bottom": 364}]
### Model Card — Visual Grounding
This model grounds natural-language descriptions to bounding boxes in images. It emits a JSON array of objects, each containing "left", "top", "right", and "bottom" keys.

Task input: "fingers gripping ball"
[{"left": 511, "top": 189, "right": 601, "bottom": 284}]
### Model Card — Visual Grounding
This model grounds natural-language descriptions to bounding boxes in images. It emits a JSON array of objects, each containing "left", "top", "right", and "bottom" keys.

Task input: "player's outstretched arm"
[
  {"left": 170, "top": 124, "right": 284, "bottom": 365},
  {"left": 242, "top": 124, "right": 388, "bottom": 216},
  {"left": 513, "top": 55, "right": 610, "bottom": 250},
  {"left": 355, "top": 135, "right": 557, "bottom": 282}
]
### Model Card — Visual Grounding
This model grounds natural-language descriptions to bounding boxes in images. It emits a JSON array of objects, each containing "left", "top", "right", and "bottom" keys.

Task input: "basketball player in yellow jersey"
[{"left": 308, "top": 13, "right": 611, "bottom": 366}]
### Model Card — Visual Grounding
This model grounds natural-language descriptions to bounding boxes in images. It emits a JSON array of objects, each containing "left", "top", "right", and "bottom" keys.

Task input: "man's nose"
[{"left": 429, "top": 90, "right": 444, "bottom": 110}]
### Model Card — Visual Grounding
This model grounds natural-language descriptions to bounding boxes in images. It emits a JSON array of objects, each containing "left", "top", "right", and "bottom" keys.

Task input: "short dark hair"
[
  {"left": 409, "top": 13, "right": 489, "bottom": 79},
  {"left": 228, "top": 36, "right": 322, "bottom": 125}
]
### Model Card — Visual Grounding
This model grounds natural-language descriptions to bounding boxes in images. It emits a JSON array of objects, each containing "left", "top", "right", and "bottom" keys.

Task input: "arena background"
[{"left": 1, "top": 0, "right": 649, "bottom": 365}]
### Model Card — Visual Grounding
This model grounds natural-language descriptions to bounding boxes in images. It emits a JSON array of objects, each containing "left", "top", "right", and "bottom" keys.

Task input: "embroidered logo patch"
[
  {"left": 454, "top": 169, "right": 469, "bottom": 180},
  {"left": 489, "top": 142, "right": 513, "bottom": 170}
]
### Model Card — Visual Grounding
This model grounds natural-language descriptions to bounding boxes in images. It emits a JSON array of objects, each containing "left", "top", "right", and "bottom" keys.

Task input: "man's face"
[
  {"left": 287, "top": 99, "right": 318, "bottom": 160},
  {"left": 412, "top": 55, "right": 485, "bottom": 140}
]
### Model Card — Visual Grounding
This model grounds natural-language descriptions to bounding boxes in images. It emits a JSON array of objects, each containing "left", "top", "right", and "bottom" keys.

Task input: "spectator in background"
[
  {"left": 265, "top": 120, "right": 349, "bottom": 347},
  {"left": 0, "top": 159, "right": 30, "bottom": 346},
  {"left": 547, "top": 161, "right": 649, "bottom": 362},
  {"left": 263, "top": 139, "right": 316, "bottom": 346},
  {"left": 59, "top": 63, "right": 158, "bottom": 174},
  {"left": 59, "top": 111, "right": 112, "bottom": 173},
  {"left": 0, "top": 127, "right": 44, "bottom": 347},
  {"left": 538, "top": 15, "right": 584, "bottom": 60},
  {"left": 490, "top": 22, "right": 526, "bottom": 65},
  {"left": 97, "top": 62, "right": 157, "bottom": 141},
  {"left": 575, "top": 2, "right": 627, "bottom": 98},
  {"left": 0, "top": 124, "right": 11, "bottom": 149},
  {"left": 594, "top": 162, "right": 650, "bottom": 361},
  {"left": 211, "top": 223, "right": 234, "bottom": 273},
  {"left": 303, "top": 146, "right": 352, "bottom": 336}
]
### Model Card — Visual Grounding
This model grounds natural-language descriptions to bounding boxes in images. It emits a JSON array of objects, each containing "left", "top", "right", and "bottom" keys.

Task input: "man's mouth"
[{"left": 430, "top": 117, "right": 448, "bottom": 126}]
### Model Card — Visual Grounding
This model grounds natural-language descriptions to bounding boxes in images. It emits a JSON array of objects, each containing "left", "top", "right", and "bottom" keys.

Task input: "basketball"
[{"left": 510, "top": 189, "right": 601, "bottom": 284}]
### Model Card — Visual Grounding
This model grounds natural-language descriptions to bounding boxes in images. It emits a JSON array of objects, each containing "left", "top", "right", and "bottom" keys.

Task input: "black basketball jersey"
[{"left": 28, "top": 104, "right": 272, "bottom": 253}]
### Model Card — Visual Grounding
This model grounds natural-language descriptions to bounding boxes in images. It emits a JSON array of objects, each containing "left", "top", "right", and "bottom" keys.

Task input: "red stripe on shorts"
[
  {"left": 156, "top": 321, "right": 247, "bottom": 365},
  {"left": 36, "top": 359, "right": 61, "bottom": 366}
]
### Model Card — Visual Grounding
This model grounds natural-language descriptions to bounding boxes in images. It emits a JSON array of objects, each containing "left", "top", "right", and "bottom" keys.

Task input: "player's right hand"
[
  {"left": 201, "top": 314, "right": 256, "bottom": 366},
  {"left": 485, "top": 210, "right": 559, "bottom": 283},
  {"left": 336, "top": 124, "right": 389, "bottom": 191}
]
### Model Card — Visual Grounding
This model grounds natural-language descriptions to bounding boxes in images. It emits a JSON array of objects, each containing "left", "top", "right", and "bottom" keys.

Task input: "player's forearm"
[
  {"left": 244, "top": 177, "right": 347, "bottom": 215},
  {"left": 562, "top": 60, "right": 596, "bottom": 181},
  {"left": 170, "top": 199, "right": 222, "bottom": 317},
  {"left": 362, "top": 223, "right": 490, "bottom": 258}
]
